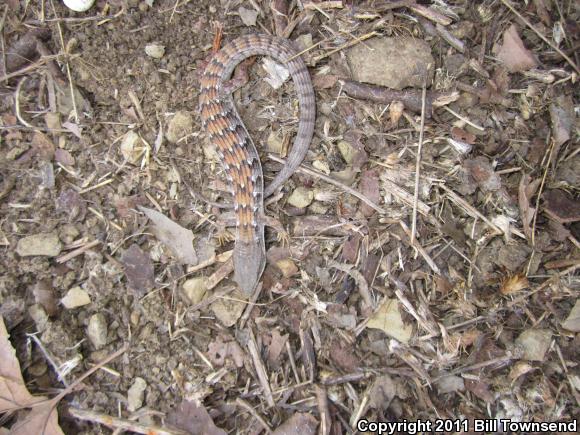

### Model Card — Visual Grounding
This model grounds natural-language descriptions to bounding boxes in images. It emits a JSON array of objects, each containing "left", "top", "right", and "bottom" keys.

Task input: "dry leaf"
[
  {"left": 166, "top": 400, "right": 227, "bottom": 435},
  {"left": 518, "top": 174, "right": 541, "bottom": 240},
  {"left": 31, "top": 132, "right": 55, "bottom": 161},
  {"left": 359, "top": 169, "right": 380, "bottom": 217},
  {"left": 463, "top": 156, "right": 501, "bottom": 192},
  {"left": 366, "top": 298, "right": 413, "bottom": 343},
  {"left": 0, "top": 317, "right": 64, "bottom": 434},
  {"left": 500, "top": 275, "right": 529, "bottom": 295},
  {"left": 139, "top": 206, "right": 198, "bottom": 265},
  {"left": 262, "top": 58, "right": 289, "bottom": 89},
  {"left": 543, "top": 190, "right": 580, "bottom": 224},
  {"left": 495, "top": 24, "right": 538, "bottom": 72},
  {"left": 238, "top": 6, "right": 258, "bottom": 27},
  {"left": 273, "top": 413, "right": 318, "bottom": 435},
  {"left": 32, "top": 279, "right": 58, "bottom": 317},
  {"left": 561, "top": 300, "right": 580, "bottom": 332},
  {"left": 9, "top": 401, "right": 64, "bottom": 435}
]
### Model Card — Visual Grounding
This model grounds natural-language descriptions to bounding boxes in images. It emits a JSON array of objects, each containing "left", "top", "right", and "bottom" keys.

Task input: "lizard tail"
[{"left": 233, "top": 238, "right": 266, "bottom": 297}]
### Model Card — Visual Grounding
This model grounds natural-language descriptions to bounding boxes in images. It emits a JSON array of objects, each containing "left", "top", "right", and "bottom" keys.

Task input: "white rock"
[{"left": 63, "top": 0, "right": 95, "bottom": 13}]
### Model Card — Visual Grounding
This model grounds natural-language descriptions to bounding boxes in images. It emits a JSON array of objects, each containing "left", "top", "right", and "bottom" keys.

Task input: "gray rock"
[
  {"left": 127, "top": 377, "right": 147, "bottom": 412},
  {"left": 516, "top": 329, "right": 552, "bottom": 361},
  {"left": 346, "top": 37, "right": 434, "bottom": 90}
]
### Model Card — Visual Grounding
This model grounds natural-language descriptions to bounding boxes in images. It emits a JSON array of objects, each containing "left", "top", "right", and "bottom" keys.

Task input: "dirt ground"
[{"left": 0, "top": 0, "right": 579, "bottom": 434}]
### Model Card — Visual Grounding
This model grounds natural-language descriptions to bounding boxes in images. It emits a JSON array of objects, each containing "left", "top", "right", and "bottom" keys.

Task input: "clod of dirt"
[
  {"left": 61, "top": 286, "right": 91, "bottom": 309},
  {"left": 28, "top": 304, "right": 50, "bottom": 332},
  {"left": 16, "top": 232, "right": 62, "bottom": 257},
  {"left": 287, "top": 186, "right": 314, "bottom": 208},
  {"left": 87, "top": 313, "right": 108, "bottom": 350},
  {"left": 121, "top": 244, "right": 155, "bottom": 296},
  {"left": 515, "top": 329, "right": 552, "bottom": 361},
  {"left": 166, "top": 111, "right": 193, "bottom": 144},
  {"left": 346, "top": 37, "right": 435, "bottom": 90},
  {"left": 211, "top": 293, "right": 245, "bottom": 327},
  {"left": 182, "top": 277, "right": 208, "bottom": 304}
]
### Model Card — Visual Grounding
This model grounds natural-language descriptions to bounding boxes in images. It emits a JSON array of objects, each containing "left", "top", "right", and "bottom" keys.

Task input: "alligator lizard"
[{"left": 199, "top": 34, "right": 316, "bottom": 296}]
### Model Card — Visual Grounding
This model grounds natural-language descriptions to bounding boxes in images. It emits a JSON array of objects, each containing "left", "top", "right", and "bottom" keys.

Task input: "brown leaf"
[
  {"left": 543, "top": 189, "right": 580, "bottom": 224},
  {"left": 265, "top": 329, "right": 288, "bottom": 368},
  {"left": 0, "top": 317, "right": 41, "bottom": 412},
  {"left": 139, "top": 206, "right": 198, "bottom": 265},
  {"left": 312, "top": 74, "right": 338, "bottom": 89},
  {"left": 0, "top": 318, "right": 63, "bottom": 434},
  {"left": 54, "top": 149, "right": 75, "bottom": 166},
  {"left": 31, "top": 132, "right": 55, "bottom": 161},
  {"left": 549, "top": 95, "right": 574, "bottom": 148},
  {"left": 166, "top": 400, "right": 227, "bottom": 435},
  {"left": 495, "top": 24, "right": 538, "bottom": 72},
  {"left": 341, "top": 234, "right": 360, "bottom": 263},
  {"left": 56, "top": 188, "right": 86, "bottom": 222},
  {"left": 518, "top": 174, "right": 541, "bottom": 240},
  {"left": 359, "top": 169, "right": 380, "bottom": 217},
  {"left": 500, "top": 274, "right": 529, "bottom": 295},
  {"left": 273, "top": 413, "right": 318, "bottom": 435},
  {"left": 121, "top": 244, "right": 155, "bottom": 296},
  {"left": 463, "top": 156, "right": 501, "bottom": 192},
  {"left": 451, "top": 126, "right": 476, "bottom": 144},
  {"left": 9, "top": 400, "right": 64, "bottom": 435}
]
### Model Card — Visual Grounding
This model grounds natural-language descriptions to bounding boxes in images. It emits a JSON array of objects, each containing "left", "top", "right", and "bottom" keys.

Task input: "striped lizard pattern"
[{"left": 199, "top": 34, "right": 316, "bottom": 296}]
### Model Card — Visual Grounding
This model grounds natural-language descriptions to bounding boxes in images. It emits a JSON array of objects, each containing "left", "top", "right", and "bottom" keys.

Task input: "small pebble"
[
  {"left": 145, "top": 44, "right": 165, "bottom": 59},
  {"left": 287, "top": 187, "right": 314, "bottom": 208},
  {"left": 127, "top": 377, "right": 147, "bottom": 412},
  {"left": 87, "top": 313, "right": 108, "bottom": 349},
  {"left": 182, "top": 277, "right": 208, "bottom": 305},
  {"left": 61, "top": 286, "right": 91, "bottom": 309}
]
